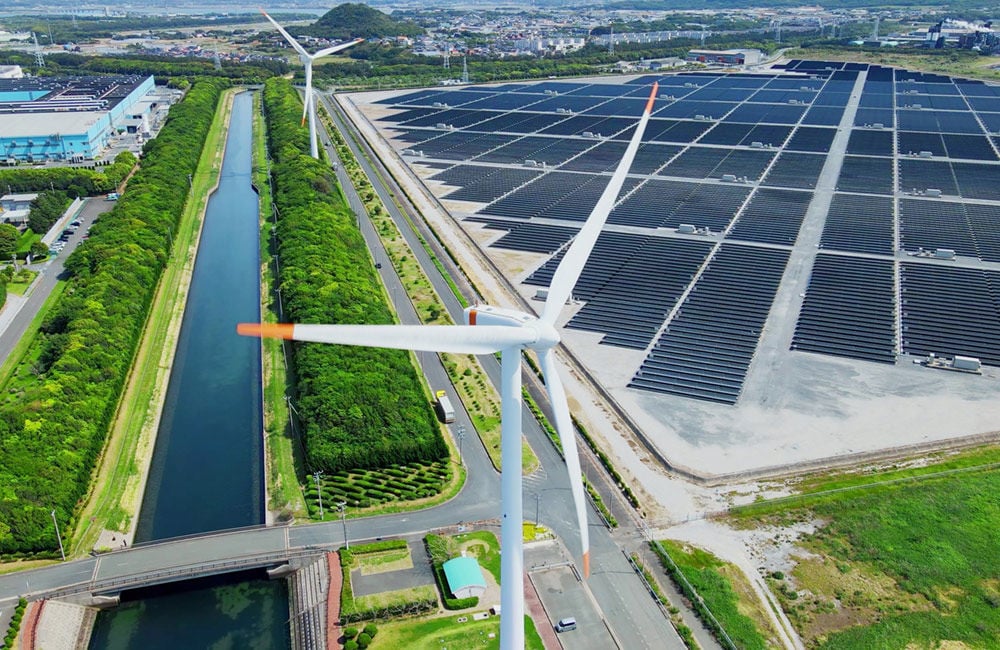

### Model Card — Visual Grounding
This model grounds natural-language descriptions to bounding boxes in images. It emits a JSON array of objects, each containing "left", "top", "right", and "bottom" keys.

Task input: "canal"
[{"left": 89, "top": 91, "right": 289, "bottom": 648}]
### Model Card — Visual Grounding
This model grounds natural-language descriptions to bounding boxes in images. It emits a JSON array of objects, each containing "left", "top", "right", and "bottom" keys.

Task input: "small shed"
[{"left": 442, "top": 556, "right": 487, "bottom": 599}]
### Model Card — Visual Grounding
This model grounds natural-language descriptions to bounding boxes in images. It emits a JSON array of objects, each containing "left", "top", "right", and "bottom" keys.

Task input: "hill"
[{"left": 310, "top": 3, "right": 424, "bottom": 39}]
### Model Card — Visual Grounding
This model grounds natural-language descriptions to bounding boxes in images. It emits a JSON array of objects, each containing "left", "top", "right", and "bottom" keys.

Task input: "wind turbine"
[
  {"left": 240, "top": 82, "right": 660, "bottom": 649},
  {"left": 260, "top": 9, "right": 363, "bottom": 159}
]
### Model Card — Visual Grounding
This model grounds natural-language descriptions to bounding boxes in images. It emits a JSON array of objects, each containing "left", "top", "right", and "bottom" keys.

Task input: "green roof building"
[{"left": 442, "top": 556, "right": 487, "bottom": 599}]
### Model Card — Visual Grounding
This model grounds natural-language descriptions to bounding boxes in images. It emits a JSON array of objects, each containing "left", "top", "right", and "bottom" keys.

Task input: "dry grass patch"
[{"left": 778, "top": 552, "right": 931, "bottom": 643}]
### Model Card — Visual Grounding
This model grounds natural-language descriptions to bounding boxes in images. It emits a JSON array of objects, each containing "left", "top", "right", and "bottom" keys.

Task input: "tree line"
[
  {"left": 0, "top": 79, "right": 228, "bottom": 556},
  {"left": 262, "top": 78, "right": 446, "bottom": 476},
  {"left": 0, "top": 152, "right": 134, "bottom": 198}
]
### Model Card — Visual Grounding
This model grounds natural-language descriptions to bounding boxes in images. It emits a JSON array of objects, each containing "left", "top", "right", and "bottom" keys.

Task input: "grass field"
[
  {"left": 252, "top": 90, "right": 307, "bottom": 523},
  {"left": 656, "top": 540, "right": 774, "bottom": 650},
  {"left": 357, "top": 548, "right": 413, "bottom": 575},
  {"left": 453, "top": 531, "right": 501, "bottom": 583},
  {"left": 369, "top": 614, "right": 545, "bottom": 650},
  {"left": 355, "top": 585, "right": 438, "bottom": 612},
  {"left": 735, "top": 448, "right": 1000, "bottom": 647}
]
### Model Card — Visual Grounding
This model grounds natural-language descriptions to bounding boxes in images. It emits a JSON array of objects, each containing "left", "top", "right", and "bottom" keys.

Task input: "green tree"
[
  {"left": 0, "top": 224, "right": 19, "bottom": 258},
  {"left": 30, "top": 241, "right": 49, "bottom": 258}
]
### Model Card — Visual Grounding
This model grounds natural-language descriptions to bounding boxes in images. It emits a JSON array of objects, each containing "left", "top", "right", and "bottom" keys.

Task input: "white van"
[{"left": 555, "top": 617, "right": 577, "bottom": 632}]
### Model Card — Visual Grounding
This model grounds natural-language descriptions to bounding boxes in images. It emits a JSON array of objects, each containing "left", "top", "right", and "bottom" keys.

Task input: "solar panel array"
[
  {"left": 792, "top": 254, "right": 896, "bottom": 363},
  {"left": 372, "top": 62, "right": 1000, "bottom": 405}
]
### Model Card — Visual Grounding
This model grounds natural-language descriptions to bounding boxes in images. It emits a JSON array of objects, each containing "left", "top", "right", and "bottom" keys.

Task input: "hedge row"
[
  {"left": 261, "top": 77, "right": 446, "bottom": 474},
  {"left": 0, "top": 152, "right": 134, "bottom": 197},
  {"left": 0, "top": 78, "right": 228, "bottom": 555},
  {"left": 2, "top": 597, "right": 27, "bottom": 648}
]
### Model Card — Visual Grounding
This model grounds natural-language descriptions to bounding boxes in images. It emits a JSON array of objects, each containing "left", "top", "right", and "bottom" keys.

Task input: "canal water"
[{"left": 89, "top": 91, "right": 289, "bottom": 648}]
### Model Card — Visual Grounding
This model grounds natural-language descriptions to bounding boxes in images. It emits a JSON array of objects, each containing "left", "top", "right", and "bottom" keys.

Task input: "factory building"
[
  {"left": 686, "top": 49, "right": 762, "bottom": 66},
  {"left": 0, "top": 75, "right": 156, "bottom": 163}
]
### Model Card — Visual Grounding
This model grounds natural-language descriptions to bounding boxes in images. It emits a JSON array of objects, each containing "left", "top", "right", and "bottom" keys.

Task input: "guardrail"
[{"left": 37, "top": 548, "right": 325, "bottom": 601}]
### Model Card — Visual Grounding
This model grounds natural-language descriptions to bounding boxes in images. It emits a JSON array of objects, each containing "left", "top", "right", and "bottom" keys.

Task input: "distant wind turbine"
[
  {"left": 261, "top": 9, "right": 363, "bottom": 159},
  {"left": 240, "top": 82, "right": 660, "bottom": 650}
]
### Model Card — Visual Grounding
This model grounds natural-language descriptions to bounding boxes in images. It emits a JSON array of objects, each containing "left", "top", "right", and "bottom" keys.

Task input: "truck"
[{"left": 434, "top": 390, "right": 456, "bottom": 424}]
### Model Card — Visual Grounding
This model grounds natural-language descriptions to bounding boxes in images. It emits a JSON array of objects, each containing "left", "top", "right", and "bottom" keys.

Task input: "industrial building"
[
  {"left": 0, "top": 193, "right": 36, "bottom": 227},
  {"left": 686, "top": 49, "right": 763, "bottom": 66},
  {"left": 0, "top": 75, "right": 156, "bottom": 163}
]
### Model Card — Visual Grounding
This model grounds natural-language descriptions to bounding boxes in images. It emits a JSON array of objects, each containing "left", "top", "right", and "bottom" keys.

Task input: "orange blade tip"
[
  {"left": 237, "top": 323, "right": 295, "bottom": 339},
  {"left": 645, "top": 83, "right": 659, "bottom": 113}
]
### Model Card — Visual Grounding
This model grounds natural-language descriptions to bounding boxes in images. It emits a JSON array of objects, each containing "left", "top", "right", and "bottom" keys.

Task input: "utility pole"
[
  {"left": 534, "top": 492, "right": 540, "bottom": 525},
  {"left": 51, "top": 510, "right": 65, "bottom": 561},
  {"left": 338, "top": 501, "right": 349, "bottom": 549},
  {"left": 313, "top": 471, "right": 324, "bottom": 519},
  {"left": 457, "top": 424, "right": 466, "bottom": 464}
]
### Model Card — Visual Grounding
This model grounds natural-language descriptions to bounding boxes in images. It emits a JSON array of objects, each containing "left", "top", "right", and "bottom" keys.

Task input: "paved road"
[{"left": 0, "top": 198, "right": 111, "bottom": 362}]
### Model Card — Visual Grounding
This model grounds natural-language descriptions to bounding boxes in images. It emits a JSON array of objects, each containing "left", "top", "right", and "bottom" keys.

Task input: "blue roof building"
[{"left": 442, "top": 556, "right": 487, "bottom": 599}]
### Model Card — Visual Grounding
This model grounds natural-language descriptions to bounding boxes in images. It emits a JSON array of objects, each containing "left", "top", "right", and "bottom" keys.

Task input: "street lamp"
[
  {"left": 50, "top": 509, "right": 65, "bottom": 561},
  {"left": 534, "top": 492, "right": 541, "bottom": 526},
  {"left": 456, "top": 424, "right": 466, "bottom": 464},
  {"left": 338, "top": 501, "right": 349, "bottom": 550},
  {"left": 313, "top": 471, "right": 324, "bottom": 519}
]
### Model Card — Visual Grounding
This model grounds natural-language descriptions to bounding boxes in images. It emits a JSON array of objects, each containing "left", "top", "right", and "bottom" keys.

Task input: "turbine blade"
[
  {"left": 312, "top": 38, "right": 364, "bottom": 59},
  {"left": 539, "top": 349, "right": 591, "bottom": 578},
  {"left": 260, "top": 8, "right": 309, "bottom": 57},
  {"left": 541, "top": 83, "right": 659, "bottom": 325},
  {"left": 237, "top": 323, "right": 536, "bottom": 354}
]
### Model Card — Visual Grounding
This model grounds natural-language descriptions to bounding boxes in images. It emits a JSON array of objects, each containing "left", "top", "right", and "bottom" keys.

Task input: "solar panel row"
[
  {"left": 629, "top": 245, "right": 790, "bottom": 404},
  {"left": 900, "top": 264, "right": 1000, "bottom": 366},
  {"left": 792, "top": 254, "right": 896, "bottom": 363}
]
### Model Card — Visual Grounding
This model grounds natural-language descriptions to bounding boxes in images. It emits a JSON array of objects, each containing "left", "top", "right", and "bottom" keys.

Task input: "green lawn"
[
  {"left": 369, "top": 614, "right": 544, "bottom": 650},
  {"left": 357, "top": 548, "right": 413, "bottom": 575},
  {"left": 5, "top": 269, "right": 36, "bottom": 296},
  {"left": 355, "top": 585, "right": 438, "bottom": 611},
  {"left": 453, "top": 531, "right": 501, "bottom": 583}
]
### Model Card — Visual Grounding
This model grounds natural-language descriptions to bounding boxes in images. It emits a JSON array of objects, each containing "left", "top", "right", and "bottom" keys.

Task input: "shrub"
[
  {"left": 344, "top": 641, "right": 358, "bottom": 650},
  {"left": 343, "top": 627, "right": 358, "bottom": 640},
  {"left": 362, "top": 623, "right": 377, "bottom": 638},
  {"left": 357, "top": 633, "right": 372, "bottom": 648}
]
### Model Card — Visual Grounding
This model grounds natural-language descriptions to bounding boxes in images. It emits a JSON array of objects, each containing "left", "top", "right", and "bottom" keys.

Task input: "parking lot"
[{"left": 526, "top": 541, "right": 615, "bottom": 649}]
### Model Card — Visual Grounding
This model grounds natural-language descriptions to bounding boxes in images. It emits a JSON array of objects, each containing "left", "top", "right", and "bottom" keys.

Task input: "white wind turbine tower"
[
  {"left": 240, "top": 82, "right": 660, "bottom": 649},
  {"left": 261, "top": 9, "right": 363, "bottom": 159}
]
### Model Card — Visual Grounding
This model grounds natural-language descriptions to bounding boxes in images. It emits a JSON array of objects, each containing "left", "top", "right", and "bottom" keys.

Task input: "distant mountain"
[{"left": 310, "top": 3, "right": 424, "bottom": 39}]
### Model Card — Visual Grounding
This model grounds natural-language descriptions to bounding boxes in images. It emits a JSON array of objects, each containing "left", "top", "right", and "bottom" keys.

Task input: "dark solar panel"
[
  {"left": 900, "top": 263, "right": 1000, "bottom": 366},
  {"left": 473, "top": 136, "right": 594, "bottom": 166},
  {"left": 801, "top": 105, "right": 846, "bottom": 125},
  {"left": 820, "top": 194, "right": 894, "bottom": 255},
  {"left": 434, "top": 166, "right": 542, "bottom": 203},
  {"left": 699, "top": 123, "right": 792, "bottom": 147},
  {"left": 763, "top": 152, "right": 826, "bottom": 189},
  {"left": 465, "top": 217, "right": 577, "bottom": 253},
  {"left": 609, "top": 180, "right": 750, "bottom": 230},
  {"left": 661, "top": 147, "right": 775, "bottom": 181},
  {"left": 792, "top": 254, "right": 896, "bottom": 363},
  {"left": 467, "top": 111, "right": 566, "bottom": 135},
  {"left": 785, "top": 127, "right": 836, "bottom": 152},
  {"left": 727, "top": 188, "right": 812, "bottom": 245},
  {"left": 837, "top": 156, "right": 893, "bottom": 194},
  {"left": 630, "top": 244, "right": 790, "bottom": 404}
]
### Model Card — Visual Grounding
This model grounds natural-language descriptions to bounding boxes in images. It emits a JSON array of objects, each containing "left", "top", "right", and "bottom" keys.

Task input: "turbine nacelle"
[{"left": 464, "top": 305, "right": 559, "bottom": 350}]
